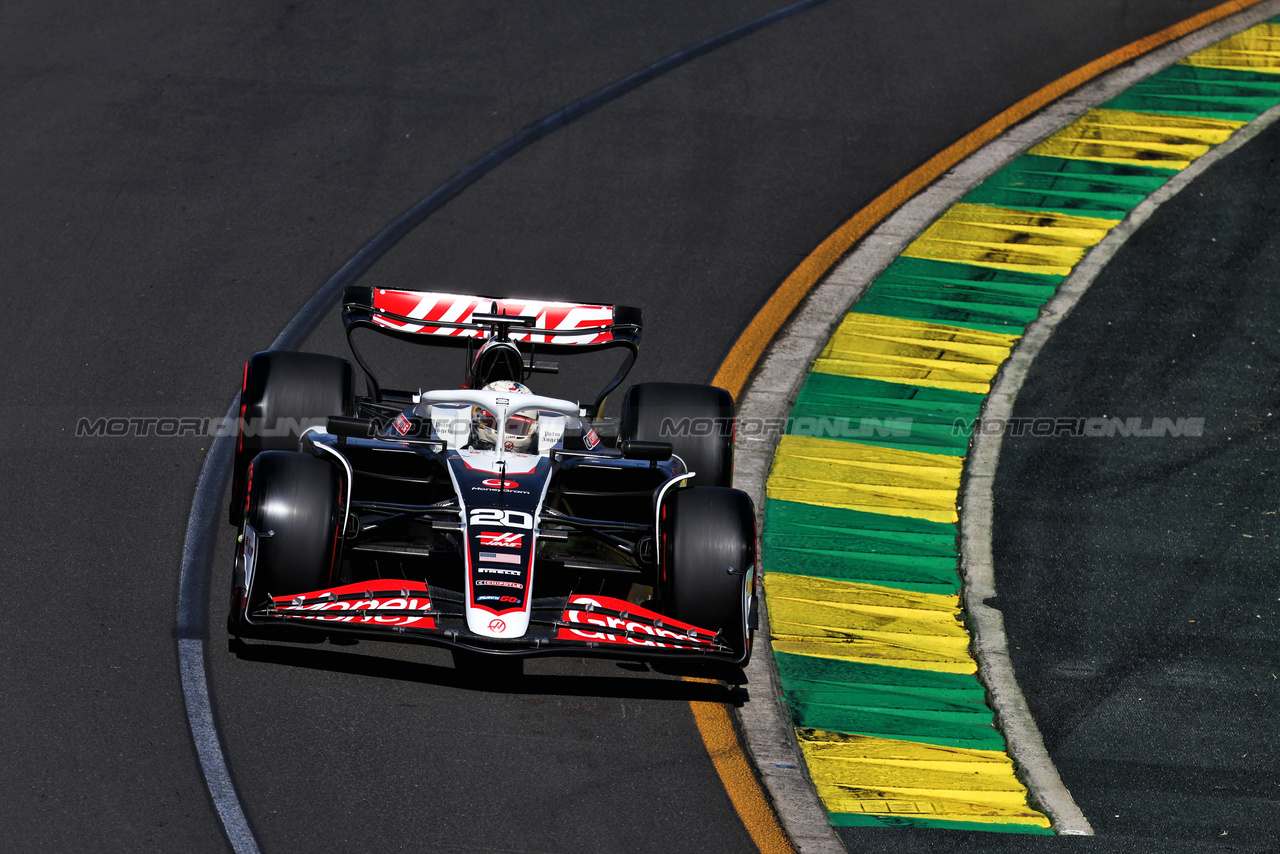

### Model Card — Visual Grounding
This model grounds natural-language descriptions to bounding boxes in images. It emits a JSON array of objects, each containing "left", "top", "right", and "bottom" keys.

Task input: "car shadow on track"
[{"left": 227, "top": 637, "right": 749, "bottom": 704}]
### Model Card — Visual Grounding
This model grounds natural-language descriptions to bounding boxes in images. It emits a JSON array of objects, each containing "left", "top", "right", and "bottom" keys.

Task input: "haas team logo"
[
  {"left": 488, "top": 618, "right": 507, "bottom": 632},
  {"left": 479, "top": 531, "right": 523, "bottom": 548}
]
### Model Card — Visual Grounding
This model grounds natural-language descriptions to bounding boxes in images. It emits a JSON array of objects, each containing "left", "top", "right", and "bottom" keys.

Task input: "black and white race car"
[{"left": 227, "top": 287, "right": 756, "bottom": 666}]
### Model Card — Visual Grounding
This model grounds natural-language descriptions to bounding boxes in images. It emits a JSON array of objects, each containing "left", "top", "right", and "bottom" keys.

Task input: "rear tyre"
[
  {"left": 621, "top": 382, "right": 734, "bottom": 487},
  {"left": 229, "top": 350, "right": 354, "bottom": 525},
  {"left": 661, "top": 486, "right": 755, "bottom": 663},
  {"left": 233, "top": 451, "right": 343, "bottom": 630}
]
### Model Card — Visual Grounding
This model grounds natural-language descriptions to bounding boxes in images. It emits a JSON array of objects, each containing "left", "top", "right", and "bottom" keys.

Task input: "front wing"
[{"left": 248, "top": 579, "right": 739, "bottom": 661}]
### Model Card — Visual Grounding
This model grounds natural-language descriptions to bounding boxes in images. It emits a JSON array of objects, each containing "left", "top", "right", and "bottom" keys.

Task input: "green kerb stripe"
[
  {"left": 829, "top": 814, "right": 1056, "bottom": 834},
  {"left": 776, "top": 652, "right": 1005, "bottom": 750},
  {"left": 787, "top": 373, "right": 984, "bottom": 456},
  {"left": 1105, "top": 63, "right": 1280, "bottom": 120},
  {"left": 764, "top": 498, "right": 959, "bottom": 595},
  {"left": 962, "top": 154, "right": 1177, "bottom": 218},
  {"left": 850, "top": 256, "right": 1059, "bottom": 334}
]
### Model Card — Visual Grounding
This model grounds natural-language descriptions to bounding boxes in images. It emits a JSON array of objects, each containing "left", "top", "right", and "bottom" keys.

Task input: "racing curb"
[{"left": 729, "top": 1, "right": 1280, "bottom": 846}]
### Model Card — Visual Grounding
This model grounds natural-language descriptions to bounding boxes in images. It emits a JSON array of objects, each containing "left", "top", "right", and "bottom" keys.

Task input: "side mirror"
[
  {"left": 326, "top": 416, "right": 376, "bottom": 438},
  {"left": 621, "top": 439, "right": 672, "bottom": 462}
]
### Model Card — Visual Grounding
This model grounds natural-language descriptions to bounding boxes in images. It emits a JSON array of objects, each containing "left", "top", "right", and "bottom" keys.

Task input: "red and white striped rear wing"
[{"left": 342, "top": 287, "right": 642, "bottom": 350}]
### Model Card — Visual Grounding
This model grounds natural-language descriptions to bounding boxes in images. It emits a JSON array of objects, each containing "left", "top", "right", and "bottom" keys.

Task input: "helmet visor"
[
  {"left": 505, "top": 413, "right": 538, "bottom": 437},
  {"left": 474, "top": 409, "right": 537, "bottom": 437}
]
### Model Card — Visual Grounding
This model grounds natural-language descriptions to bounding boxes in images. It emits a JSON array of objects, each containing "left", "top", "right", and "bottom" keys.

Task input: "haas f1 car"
[{"left": 227, "top": 288, "right": 757, "bottom": 666}]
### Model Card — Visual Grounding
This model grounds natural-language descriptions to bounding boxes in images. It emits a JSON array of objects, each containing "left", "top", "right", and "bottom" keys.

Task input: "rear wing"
[
  {"left": 341, "top": 287, "right": 642, "bottom": 416},
  {"left": 343, "top": 287, "right": 641, "bottom": 348}
]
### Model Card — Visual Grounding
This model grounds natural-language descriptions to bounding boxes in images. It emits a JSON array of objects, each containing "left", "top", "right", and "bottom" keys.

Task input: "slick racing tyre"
[
  {"left": 234, "top": 451, "right": 343, "bottom": 629},
  {"left": 621, "top": 382, "right": 734, "bottom": 487},
  {"left": 229, "top": 350, "right": 354, "bottom": 524},
  {"left": 661, "top": 486, "right": 755, "bottom": 663}
]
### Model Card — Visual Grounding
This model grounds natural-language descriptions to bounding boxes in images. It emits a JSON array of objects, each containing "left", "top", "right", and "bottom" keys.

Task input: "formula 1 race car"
[{"left": 227, "top": 287, "right": 757, "bottom": 666}]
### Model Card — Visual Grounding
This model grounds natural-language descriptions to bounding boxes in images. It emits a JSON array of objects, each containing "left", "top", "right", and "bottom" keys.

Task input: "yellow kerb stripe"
[
  {"left": 768, "top": 434, "right": 963, "bottom": 524},
  {"left": 901, "top": 203, "right": 1119, "bottom": 277},
  {"left": 800, "top": 730, "right": 1050, "bottom": 826},
  {"left": 766, "top": 575, "right": 976, "bottom": 674},
  {"left": 1028, "top": 108, "right": 1245, "bottom": 170},
  {"left": 1181, "top": 21, "right": 1280, "bottom": 72},
  {"left": 810, "top": 312, "right": 1020, "bottom": 395}
]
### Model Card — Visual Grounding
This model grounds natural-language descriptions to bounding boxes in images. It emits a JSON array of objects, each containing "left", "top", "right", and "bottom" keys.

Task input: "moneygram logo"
[
  {"left": 278, "top": 595, "right": 432, "bottom": 627},
  {"left": 565, "top": 596, "right": 705, "bottom": 648}
]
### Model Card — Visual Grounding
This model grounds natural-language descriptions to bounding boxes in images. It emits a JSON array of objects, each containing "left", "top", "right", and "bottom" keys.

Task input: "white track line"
[
  {"left": 176, "top": 403, "right": 258, "bottom": 854},
  {"left": 733, "top": 0, "right": 1280, "bottom": 842},
  {"left": 178, "top": 638, "right": 259, "bottom": 854}
]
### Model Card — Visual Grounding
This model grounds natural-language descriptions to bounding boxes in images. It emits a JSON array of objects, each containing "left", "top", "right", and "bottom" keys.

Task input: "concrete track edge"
[{"left": 730, "top": 1, "right": 1280, "bottom": 846}]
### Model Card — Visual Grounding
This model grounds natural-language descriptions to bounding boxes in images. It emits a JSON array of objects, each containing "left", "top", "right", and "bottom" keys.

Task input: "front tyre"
[
  {"left": 231, "top": 450, "right": 343, "bottom": 632},
  {"left": 661, "top": 486, "right": 756, "bottom": 664}
]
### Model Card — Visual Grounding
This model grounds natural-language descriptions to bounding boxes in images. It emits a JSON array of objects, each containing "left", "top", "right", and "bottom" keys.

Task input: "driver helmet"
[{"left": 473, "top": 380, "right": 539, "bottom": 453}]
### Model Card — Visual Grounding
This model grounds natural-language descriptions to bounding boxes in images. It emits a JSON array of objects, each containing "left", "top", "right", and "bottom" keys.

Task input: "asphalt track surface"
[
  {"left": 992, "top": 116, "right": 1280, "bottom": 851},
  {"left": 0, "top": 1, "right": 1244, "bottom": 851}
]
